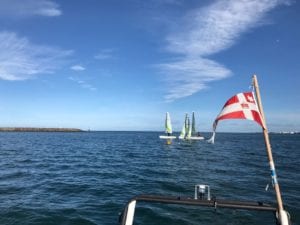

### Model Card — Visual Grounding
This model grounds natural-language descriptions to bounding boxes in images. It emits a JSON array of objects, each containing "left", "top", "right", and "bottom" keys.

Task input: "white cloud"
[
  {"left": 161, "top": 0, "right": 291, "bottom": 101},
  {"left": 68, "top": 77, "right": 97, "bottom": 92},
  {"left": 94, "top": 49, "right": 115, "bottom": 60},
  {"left": 0, "top": 0, "right": 62, "bottom": 17},
  {"left": 159, "top": 57, "right": 231, "bottom": 101},
  {"left": 0, "top": 31, "right": 72, "bottom": 81},
  {"left": 70, "top": 65, "right": 86, "bottom": 71}
]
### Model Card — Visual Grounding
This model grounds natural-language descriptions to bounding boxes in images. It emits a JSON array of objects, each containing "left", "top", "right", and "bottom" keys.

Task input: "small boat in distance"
[
  {"left": 159, "top": 112, "right": 176, "bottom": 139},
  {"left": 178, "top": 112, "right": 204, "bottom": 140},
  {"left": 188, "top": 112, "right": 204, "bottom": 140}
]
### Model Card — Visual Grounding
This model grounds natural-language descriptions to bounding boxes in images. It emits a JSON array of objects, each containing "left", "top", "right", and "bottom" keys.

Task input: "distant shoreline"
[{"left": 0, "top": 127, "right": 83, "bottom": 132}]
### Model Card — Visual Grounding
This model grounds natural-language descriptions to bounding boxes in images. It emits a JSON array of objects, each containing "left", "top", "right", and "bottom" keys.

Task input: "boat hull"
[
  {"left": 178, "top": 136, "right": 204, "bottom": 140},
  {"left": 159, "top": 135, "right": 176, "bottom": 139},
  {"left": 188, "top": 136, "right": 204, "bottom": 140}
]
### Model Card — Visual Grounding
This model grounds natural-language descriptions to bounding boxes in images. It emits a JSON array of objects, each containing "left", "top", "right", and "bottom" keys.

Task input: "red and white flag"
[{"left": 208, "top": 92, "right": 265, "bottom": 143}]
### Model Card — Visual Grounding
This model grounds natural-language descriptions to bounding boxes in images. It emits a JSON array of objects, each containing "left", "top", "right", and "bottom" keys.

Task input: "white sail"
[
  {"left": 185, "top": 114, "right": 189, "bottom": 136},
  {"left": 189, "top": 112, "right": 204, "bottom": 140},
  {"left": 179, "top": 124, "right": 186, "bottom": 139},
  {"left": 165, "top": 112, "right": 172, "bottom": 134},
  {"left": 160, "top": 112, "right": 176, "bottom": 139},
  {"left": 191, "top": 111, "right": 196, "bottom": 136},
  {"left": 179, "top": 113, "right": 188, "bottom": 139},
  {"left": 186, "top": 117, "right": 192, "bottom": 139}
]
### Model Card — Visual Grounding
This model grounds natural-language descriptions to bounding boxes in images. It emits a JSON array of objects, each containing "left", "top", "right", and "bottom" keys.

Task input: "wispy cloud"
[
  {"left": 70, "top": 65, "right": 86, "bottom": 71},
  {"left": 0, "top": 31, "right": 72, "bottom": 81},
  {"left": 160, "top": 0, "right": 291, "bottom": 101},
  {"left": 160, "top": 57, "right": 231, "bottom": 100},
  {"left": 69, "top": 77, "right": 97, "bottom": 92},
  {"left": 94, "top": 49, "right": 115, "bottom": 60},
  {"left": 0, "top": 0, "right": 62, "bottom": 17}
]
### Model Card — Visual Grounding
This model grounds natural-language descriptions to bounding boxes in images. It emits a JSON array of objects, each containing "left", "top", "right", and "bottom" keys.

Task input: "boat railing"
[{"left": 119, "top": 194, "right": 280, "bottom": 225}]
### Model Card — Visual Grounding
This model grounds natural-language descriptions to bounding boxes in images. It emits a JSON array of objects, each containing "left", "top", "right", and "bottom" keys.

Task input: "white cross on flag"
[{"left": 208, "top": 92, "right": 265, "bottom": 143}]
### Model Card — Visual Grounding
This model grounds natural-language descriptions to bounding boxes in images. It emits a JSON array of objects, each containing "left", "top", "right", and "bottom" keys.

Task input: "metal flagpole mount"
[
  {"left": 194, "top": 184, "right": 211, "bottom": 200},
  {"left": 252, "top": 74, "right": 291, "bottom": 225}
]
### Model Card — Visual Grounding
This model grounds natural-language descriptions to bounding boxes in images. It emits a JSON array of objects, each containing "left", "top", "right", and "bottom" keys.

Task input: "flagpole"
[{"left": 252, "top": 75, "right": 289, "bottom": 223}]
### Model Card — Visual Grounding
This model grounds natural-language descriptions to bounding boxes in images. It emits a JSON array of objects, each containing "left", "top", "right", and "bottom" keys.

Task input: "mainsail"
[
  {"left": 165, "top": 112, "right": 172, "bottom": 134},
  {"left": 160, "top": 112, "right": 176, "bottom": 140},
  {"left": 186, "top": 116, "right": 192, "bottom": 139},
  {"left": 179, "top": 113, "right": 188, "bottom": 139},
  {"left": 179, "top": 124, "right": 186, "bottom": 139},
  {"left": 191, "top": 111, "right": 196, "bottom": 136},
  {"left": 190, "top": 112, "right": 205, "bottom": 140}
]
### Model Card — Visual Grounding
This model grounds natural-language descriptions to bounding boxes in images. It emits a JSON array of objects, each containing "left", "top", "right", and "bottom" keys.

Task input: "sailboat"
[
  {"left": 159, "top": 112, "right": 176, "bottom": 139},
  {"left": 178, "top": 112, "right": 204, "bottom": 140},
  {"left": 187, "top": 112, "right": 204, "bottom": 140}
]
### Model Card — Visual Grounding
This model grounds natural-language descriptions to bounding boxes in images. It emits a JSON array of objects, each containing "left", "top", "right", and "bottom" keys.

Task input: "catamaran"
[
  {"left": 120, "top": 75, "right": 291, "bottom": 225},
  {"left": 178, "top": 112, "right": 204, "bottom": 140},
  {"left": 159, "top": 112, "right": 176, "bottom": 139}
]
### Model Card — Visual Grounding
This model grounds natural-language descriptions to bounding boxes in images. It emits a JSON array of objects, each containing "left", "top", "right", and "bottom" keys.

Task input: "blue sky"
[{"left": 0, "top": 0, "right": 299, "bottom": 132}]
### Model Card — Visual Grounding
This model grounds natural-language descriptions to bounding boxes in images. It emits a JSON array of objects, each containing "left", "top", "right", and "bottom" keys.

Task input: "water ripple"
[{"left": 0, "top": 132, "right": 299, "bottom": 225}]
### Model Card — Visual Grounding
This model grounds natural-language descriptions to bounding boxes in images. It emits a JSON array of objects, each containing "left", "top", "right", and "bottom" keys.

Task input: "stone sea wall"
[{"left": 0, "top": 127, "right": 83, "bottom": 132}]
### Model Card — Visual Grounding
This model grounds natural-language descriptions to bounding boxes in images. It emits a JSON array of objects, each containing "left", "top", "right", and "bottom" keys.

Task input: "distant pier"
[{"left": 0, "top": 127, "right": 83, "bottom": 132}]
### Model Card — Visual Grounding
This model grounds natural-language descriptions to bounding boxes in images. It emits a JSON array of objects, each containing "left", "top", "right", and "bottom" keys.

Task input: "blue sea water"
[{"left": 0, "top": 131, "right": 299, "bottom": 225}]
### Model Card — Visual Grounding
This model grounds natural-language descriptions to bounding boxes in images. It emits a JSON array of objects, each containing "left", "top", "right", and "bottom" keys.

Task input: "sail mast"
[{"left": 252, "top": 75, "right": 289, "bottom": 224}]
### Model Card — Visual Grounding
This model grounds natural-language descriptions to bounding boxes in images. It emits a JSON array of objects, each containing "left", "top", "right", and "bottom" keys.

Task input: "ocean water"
[{"left": 0, "top": 131, "right": 299, "bottom": 225}]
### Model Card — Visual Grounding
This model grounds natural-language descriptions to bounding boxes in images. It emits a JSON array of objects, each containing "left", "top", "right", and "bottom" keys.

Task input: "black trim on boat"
[{"left": 119, "top": 194, "right": 278, "bottom": 225}]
